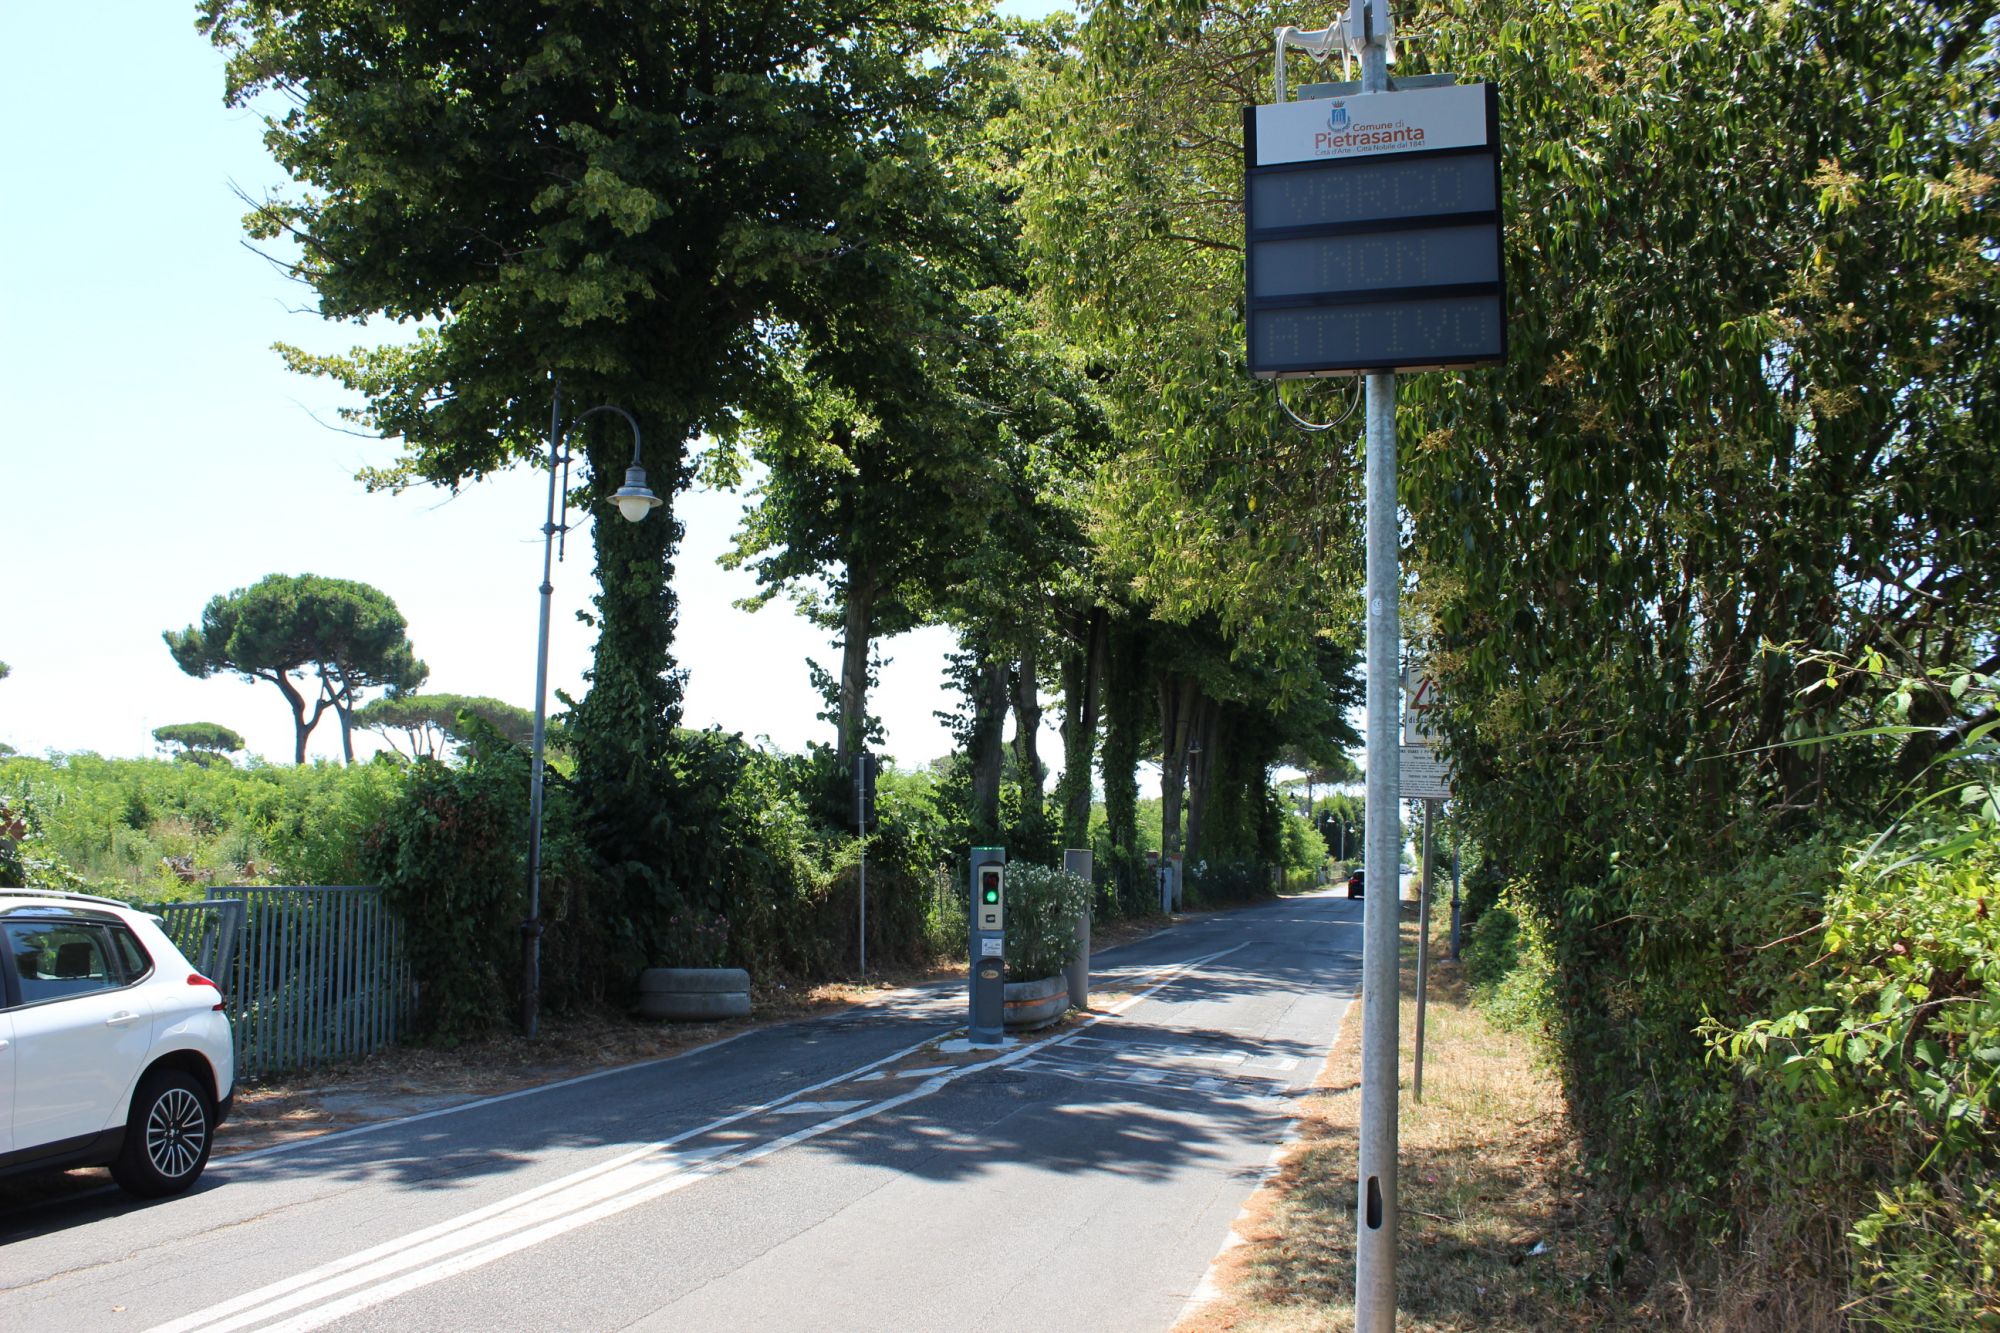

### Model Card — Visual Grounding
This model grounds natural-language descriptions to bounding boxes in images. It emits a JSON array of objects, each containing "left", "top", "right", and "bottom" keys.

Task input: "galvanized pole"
[
  {"left": 857, "top": 753, "right": 869, "bottom": 975},
  {"left": 522, "top": 383, "right": 565, "bottom": 1039},
  {"left": 1414, "top": 799, "right": 1436, "bottom": 1101},
  {"left": 1354, "top": 19, "right": 1401, "bottom": 1329},
  {"left": 1063, "top": 848, "right": 1092, "bottom": 1012},
  {"left": 1449, "top": 843, "right": 1463, "bottom": 961}
]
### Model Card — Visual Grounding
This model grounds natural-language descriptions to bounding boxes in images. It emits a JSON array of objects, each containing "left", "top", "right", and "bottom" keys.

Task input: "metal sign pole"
[
  {"left": 1413, "top": 798, "right": 1436, "bottom": 1102},
  {"left": 1450, "top": 843, "right": 1463, "bottom": 961},
  {"left": 855, "top": 753, "right": 870, "bottom": 975},
  {"left": 1063, "top": 848, "right": 1092, "bottom": 1012},
  {"left": 1354, "top": 18, "right": 1402, "bottom": 1331}
]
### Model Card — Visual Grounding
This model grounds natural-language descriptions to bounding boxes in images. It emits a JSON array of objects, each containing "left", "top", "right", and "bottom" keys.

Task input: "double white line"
[{"left": 149, "top": 945, "right": 1240, "bottom": 1333}]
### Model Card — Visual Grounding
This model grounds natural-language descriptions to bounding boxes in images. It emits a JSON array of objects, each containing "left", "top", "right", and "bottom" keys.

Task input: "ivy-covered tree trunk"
[
  {"left": 1157, "top": 673, "right": 1197, "bottom": 868},
  {"left": 969, "top": 650, "right": 1008, "bottom": 846},
  {"left": 1011, "top": 642, "right": 1048, "bottom": 856},
  {"left": 836, "top": 565, "right": 878, "bottom": 767},
  {"left": 570, "top": 417, "right": 690, "bottom": 953},
  {"left": 1183, "top": 694, "right": 1218, "bottom": 868},
  {"left": 1057, "top": 606, "right": 1108, "bottom": 850},
  {"left": 1100, "top": 624, "right": 1144, "bottom": 908}
]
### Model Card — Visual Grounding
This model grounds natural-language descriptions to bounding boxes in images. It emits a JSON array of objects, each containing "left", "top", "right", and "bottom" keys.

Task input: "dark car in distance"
[{"left": 1346, "top": 868, "right": 1364, "bottom": 899}]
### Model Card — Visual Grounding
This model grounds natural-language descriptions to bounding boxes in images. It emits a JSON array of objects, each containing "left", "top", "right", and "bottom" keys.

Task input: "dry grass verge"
[{"left": 1181, "top": 910, "right": 1624, "bottom": 1332}]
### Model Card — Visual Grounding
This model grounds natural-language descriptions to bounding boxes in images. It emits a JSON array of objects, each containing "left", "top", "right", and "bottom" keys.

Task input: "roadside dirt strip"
[{"left": 145, "top": 947, "right": 1248, "bottom": 1333}]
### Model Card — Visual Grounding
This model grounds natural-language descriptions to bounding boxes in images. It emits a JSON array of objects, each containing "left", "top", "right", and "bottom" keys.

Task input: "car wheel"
[{"left": 111, "top": 1069, "right": 214, "bottom": 1198}]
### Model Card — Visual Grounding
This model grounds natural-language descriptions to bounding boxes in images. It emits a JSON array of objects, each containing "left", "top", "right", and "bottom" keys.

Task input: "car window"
[
  {"left": 7, "top": 921, "right": 121, "bottom": 1004},
  {"left": 111, "top": 926, "right": 152, "bottom": 980}
]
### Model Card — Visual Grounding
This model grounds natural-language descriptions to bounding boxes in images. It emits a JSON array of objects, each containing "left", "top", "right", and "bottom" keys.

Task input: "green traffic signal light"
[{"left": 982, "top": 888, "right": 999, "bottom": 905}]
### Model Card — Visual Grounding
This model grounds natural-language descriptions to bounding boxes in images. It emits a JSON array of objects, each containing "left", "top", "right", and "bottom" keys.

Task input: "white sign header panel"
[{"left": 1252, "top": 83, "right": 1490, "bottom": 167}]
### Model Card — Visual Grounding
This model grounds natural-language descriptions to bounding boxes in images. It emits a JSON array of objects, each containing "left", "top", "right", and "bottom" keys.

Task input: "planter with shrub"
[{"left": 999, "top": 863, "right": 1090, "bottom": 1030}]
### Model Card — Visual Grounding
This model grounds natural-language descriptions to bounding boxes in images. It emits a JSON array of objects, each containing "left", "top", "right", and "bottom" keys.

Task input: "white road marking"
[
  {"left": 150, "top": 946, "right": 1244, "bottom": 1333},
  {"left": 770, "top": 1099, "right": 867, "bottom": 1115},
  {"left": 212, "top": 1028, "right": 759, "bottom": 1168}
]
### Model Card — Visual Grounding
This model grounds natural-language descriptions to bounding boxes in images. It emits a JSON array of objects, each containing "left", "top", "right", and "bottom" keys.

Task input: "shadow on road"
[{"left": 0, "top": 894, "right": 1362, "bottom": 1249}]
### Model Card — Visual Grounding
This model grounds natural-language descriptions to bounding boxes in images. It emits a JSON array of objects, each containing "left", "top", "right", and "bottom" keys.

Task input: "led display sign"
[{"left": 1244, "top": 82, "right": 1504, "bottom": 376}]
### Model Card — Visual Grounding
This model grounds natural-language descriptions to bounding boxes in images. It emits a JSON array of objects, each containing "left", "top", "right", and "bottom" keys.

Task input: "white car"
[{"left": 1, "top": 889, "right": 235, "bottom": 1196}]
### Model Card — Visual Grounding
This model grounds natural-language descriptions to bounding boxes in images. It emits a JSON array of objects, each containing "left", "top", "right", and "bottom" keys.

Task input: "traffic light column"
[{"left": 968, "top": 847, "right": 1006, "bottom": 1046}]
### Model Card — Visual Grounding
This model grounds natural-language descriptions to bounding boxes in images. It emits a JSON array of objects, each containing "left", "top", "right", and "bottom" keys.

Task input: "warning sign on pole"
[{"left": 1402, "top": 667, "right": 1445, "bottom": 746}]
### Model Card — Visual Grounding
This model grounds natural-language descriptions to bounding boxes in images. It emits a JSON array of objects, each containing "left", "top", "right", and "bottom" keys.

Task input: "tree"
[
  {"left": 716, "top": 22, "right": 1100, "bottom": 802},
  {"left": 152, "top": 723, "right": 246, "bottom": 766},
  {"left": 357, "top": 693, "right": 537, "bottom": 761},
  {"left": 201, "top": 0, "right": 999, "bottom": 913},
  {"left": 164, "top": 574, "right": 428, "bottom": 764},
  {"left": 1044, "top": 0, "right": 1998, "bottom": 1290},
  {"left": 1014, "top": 4, "right": 1367, "bottom": 696}
]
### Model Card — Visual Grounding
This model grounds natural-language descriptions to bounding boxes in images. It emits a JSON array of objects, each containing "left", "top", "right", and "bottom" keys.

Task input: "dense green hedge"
[
  {"left": 0, "top": 740, "right": 973, "bottom": 1041},
  {"left": 0, "top": 752, "right": 400, "bottom": 897},
  {"left": 1710, "top": 823, "right": 1999, "bottom": 1328},
  {"left": 1469, "top": 816, "right": 1997, "bottom": 1322}
]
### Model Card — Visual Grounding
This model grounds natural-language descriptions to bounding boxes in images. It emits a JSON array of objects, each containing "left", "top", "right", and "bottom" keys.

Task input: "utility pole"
[
  {"left": 1252, "top": 5, "right": 1503, "bottom": 1322},
  {"left": 1353, "top": 8, "right": 1401, "bottom": 1329},
  {"left": 1450, "top": 843, "right": 1463, "bottom": 961},
  {"left": 1413, "top": 799, "right": 1437, "bottom": 1101}
]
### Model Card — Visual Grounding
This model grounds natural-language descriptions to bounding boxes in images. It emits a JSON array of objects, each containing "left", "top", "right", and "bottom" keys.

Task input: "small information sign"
[
  {"left": 1400, "top": 744, "right": 1452, "bottom": 801},
  {"left": 1244, "top": 82, "right": 1504, "bottom": 377}
]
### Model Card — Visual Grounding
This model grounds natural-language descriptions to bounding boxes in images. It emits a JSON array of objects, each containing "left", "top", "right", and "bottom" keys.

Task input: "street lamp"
[{"left": 522, "top": 383, "right": 659, "bottom": 1038}]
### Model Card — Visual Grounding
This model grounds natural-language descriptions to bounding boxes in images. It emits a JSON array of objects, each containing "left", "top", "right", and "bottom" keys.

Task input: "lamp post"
[{"left": 522, "top": 383, "right": 661, "bottom": 1038}]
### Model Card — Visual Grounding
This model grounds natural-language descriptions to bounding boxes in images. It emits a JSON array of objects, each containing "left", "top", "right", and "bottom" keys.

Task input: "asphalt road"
[{"left": 0, "top": 891, "right": 1360, "bottom": 1333}]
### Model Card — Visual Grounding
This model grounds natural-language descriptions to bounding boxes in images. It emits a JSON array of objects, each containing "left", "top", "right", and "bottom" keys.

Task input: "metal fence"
[
  {"left": 151, "top": 897, "right": 245, "bottom": 980},
  {"left": 151, "top": 887, "right": 413, "bottom": 1079}
]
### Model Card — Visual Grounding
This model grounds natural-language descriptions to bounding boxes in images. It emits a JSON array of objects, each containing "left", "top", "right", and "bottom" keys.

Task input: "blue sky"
[{"left": 0, "top": 2, "right": 1075, "bottom": 772}]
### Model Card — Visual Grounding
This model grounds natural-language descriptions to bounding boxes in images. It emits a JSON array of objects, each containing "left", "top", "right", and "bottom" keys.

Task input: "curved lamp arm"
[{"left": 570, "top": 402, "right": 661, "bottom": 523}]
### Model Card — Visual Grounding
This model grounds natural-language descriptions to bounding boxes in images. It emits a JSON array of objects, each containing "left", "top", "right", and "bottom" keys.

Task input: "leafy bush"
[
  {"left": 1709, "top": 821, "right": 2000, "bottom": 1328},
  {"left": 1281, "top": 810, "right": 1324, "bottom": 874},
  {"left": 361, "top": 750, "right": 528, "bottom": 1038},
  {"left": 1461, "top": 900, "right": 1521, "bottom": 992},
  {"left": 1188, "top": 859, "right": 1275, "bottom": 905},
  {"left": 0, "top": 790, "right": 86, "bottom": 892},
  {"left": 0, "top": 752, "right": 400, "bottom": 899},
  {"left": 1002, "top": 863, "right": 1090, "bottom": 979},
  {"left": 1462, "top": 886, "right": 1557, "bottom": 1037}
]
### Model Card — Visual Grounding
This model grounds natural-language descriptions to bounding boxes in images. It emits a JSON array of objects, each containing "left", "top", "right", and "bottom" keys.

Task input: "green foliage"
[
  {"left": 164, "top": 573, "right": 427, "bottom": 763},
  {"left": 199, "top": 0, "right": 1004, "bottom": 931},
  {"left": 1186, "top": 861, "right": 1273, "bottom": 905},
  {"left": 151, "top": 722, "right": 245, "bottom": 763},
  {"left": 356, "top": 692, "right": 536, "bottom": 761},
  {"left": 361, "top": 753, "right": 529, "bottom": 1038},
  {"left": 1463, "top": 886, "right": 1559, "bottom": 1038},
  {"left": 0, "top": 753, "right": 401, "bottom": 899},
  {"left": 1002, "top": 862, "right": 1089, "bottom": 980},
  {"left": 1709, "top": 822, "right": 2000, "bottom": 1326},
  {"left": 0, "top": 789, "right": 86, "bottom": 893},
  {"left": 1014, "top": 4, "right": 1366, "bottom": 691},
  {"left": 1279, "top": 809, "right": 1322, "bottom": 875}
]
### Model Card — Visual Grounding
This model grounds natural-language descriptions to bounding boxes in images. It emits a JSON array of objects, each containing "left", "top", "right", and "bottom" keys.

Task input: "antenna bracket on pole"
[{"left": 1273, "top": 1, "right": 1395, "bottom": 100}]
